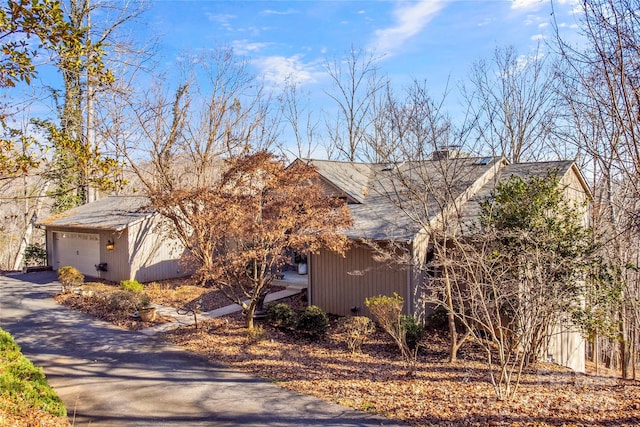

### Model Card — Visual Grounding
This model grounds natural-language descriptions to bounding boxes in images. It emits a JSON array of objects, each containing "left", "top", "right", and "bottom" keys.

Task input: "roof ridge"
[{"left": 308, "top": 155, "right": 504, "bottom": 167}]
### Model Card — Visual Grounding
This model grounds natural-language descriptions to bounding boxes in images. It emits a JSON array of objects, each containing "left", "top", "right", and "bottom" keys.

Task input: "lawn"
[{"left": 55, "top": 281, "right": 640, "bottom": 427}]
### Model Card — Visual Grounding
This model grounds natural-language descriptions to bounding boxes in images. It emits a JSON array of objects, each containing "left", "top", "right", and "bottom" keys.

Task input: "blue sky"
[
  {"left": 141, "top": 0, "right": 581, "bottom": 98},
  {"left": 8, "top": 0, "right": 584, "bottom": 157}
]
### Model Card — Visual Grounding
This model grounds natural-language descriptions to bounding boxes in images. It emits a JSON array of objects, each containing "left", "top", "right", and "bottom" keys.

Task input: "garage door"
[{"left": 53, "top": 232, "right": 100, "bottom": 277}]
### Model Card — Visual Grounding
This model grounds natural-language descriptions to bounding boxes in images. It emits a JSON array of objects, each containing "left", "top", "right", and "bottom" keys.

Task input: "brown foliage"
[{"left": 149, "top": 150, "right": 352, "bottom": 328}]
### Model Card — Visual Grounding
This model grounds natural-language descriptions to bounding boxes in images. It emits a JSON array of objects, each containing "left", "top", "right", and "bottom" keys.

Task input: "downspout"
[
  {"left": 407, "top": 243, "right": 412, "bottom": 316},
  {"left": 307, "top": 252, "right": 313, "bottom": 306}
]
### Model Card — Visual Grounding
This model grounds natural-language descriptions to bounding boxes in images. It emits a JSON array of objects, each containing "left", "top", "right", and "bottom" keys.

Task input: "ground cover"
[
  {"left": 0, "top": 327, "right": 70, "bottom": 427},
  {"left": 55, "top": 281, "right": 640, "bottom": 426}
]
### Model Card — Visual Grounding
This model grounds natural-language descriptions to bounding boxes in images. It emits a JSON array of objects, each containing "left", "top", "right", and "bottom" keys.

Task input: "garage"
[{"left": 53, "top": 232, "right": 100, "bottom": 277}]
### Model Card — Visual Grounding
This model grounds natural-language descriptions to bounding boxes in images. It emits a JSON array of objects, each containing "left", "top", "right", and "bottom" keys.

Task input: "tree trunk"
[
  {"left": 620, "top": 306, "right": 629, "bottom": 379},
  {"left": 595, "top": 334, "right": 599, "bottom": 376},
  {"left": 245, "top": 302, "right": 255, "bottom": 330},
  {"left": 444, "top": 263, "right": 458, "bottom": 362}
]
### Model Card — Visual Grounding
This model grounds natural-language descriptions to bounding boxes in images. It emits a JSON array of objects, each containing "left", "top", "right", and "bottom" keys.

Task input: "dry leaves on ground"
[
  {"left": 55, "top": 285, "right": 640, "bottom": 426},
  {"left": 164, "top": 310, "right": 640, "bottom": 427},
  {"left": 0, "top": 409, "right": 70, "bottom": 427}
]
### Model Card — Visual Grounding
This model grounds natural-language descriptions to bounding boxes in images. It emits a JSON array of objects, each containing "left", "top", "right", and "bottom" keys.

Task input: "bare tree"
[
  {"left": 123, "top": 48, "right": 280, "bottom": 193},
  {"left": 360, "top": 79, "right": 480, "bottom": 362},
  {"left": 277, "top": 76, "right": 319, "bottom": 159},
  {"left": 463, "top": 44, "right": 560, "bottom": 163},
  {"left": 554, "top": 0, "right": 640, "bottom": 378},
  {"left": 324, "top": 46, "right": 386, "bottom": 161},
  {"left": 446, "top": 173, "right": 595, "bottom": 399}
]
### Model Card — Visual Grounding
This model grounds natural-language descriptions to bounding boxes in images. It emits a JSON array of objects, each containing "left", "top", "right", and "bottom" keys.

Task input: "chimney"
[{"left": 431, "top": 146, "right": 468, "bottom": 161}]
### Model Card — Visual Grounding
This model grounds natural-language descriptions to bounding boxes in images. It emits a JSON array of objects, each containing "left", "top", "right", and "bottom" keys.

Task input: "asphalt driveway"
[{"left": 0, "top": 271, "right": 404, "bottom": 426}]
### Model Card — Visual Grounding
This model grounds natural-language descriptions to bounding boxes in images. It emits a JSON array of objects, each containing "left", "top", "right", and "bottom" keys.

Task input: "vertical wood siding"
[
  {"left": 310, "top": 245, "right": 409, "bottom": 317},
  {"left": 45, "top": 227, "right": 123, "bottom": 281},
  {"left": 95, "top": 229, "right": 127, "bottom": 282},
  {"left": 561, "top": 166, "right": 590, "bottom": 227},
  {"left": 127, "top": 217, "right": 186, "bottom": 283},
  {"left": 546, "top": 317, "right": 586, "bottom": 373},
  {"left": 45, "top": 216, "right": 186, "bottom": 283}
]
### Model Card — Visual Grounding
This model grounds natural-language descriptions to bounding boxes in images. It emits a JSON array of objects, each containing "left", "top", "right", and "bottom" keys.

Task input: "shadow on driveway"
[{"left": 1, "top": 272, "right": 405, "bottom": 426}]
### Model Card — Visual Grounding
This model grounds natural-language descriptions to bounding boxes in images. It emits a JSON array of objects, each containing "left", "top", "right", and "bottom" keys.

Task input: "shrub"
[
  {"left": 401, "top": 315, "right": 424, "bottom": 350},
  {"left": 104, "top": 291, "right": 139, "bottom": 313},
  {"left": 57, "top": 266, "right": 84, "bottom": 293},
  {"left": 0, "top": 328, "right": 66, "bottom": 417},
  {"left": 427, "top": 305, "right": 449, "bottom": 329},
  {"left": 266, "top": 303, "right": 296, "bottom": 329},
  {"left": 120, "top": 279, "right": 144, "bottom": 293},
  {"left": 23, "top": 243, "right": 47, "bottom": 267},
  {"left": 339, "top": 316, "right": 375, "bottom": 354},
  {"left": 137, "top": 292, "right": 151, "bottom": 309},
  {"left": 296, "top": 305, "right": 329, "bottom": 338},
  {"left": 365, "top": 293, "right": 420, "bottom": 375}
]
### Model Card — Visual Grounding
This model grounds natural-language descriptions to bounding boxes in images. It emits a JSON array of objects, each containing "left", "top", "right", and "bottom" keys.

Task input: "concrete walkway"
[
  {"left": 0, "top": 271, "right": 404, "bottom": 427},
  {"left": 142, "top": 273, "right": 307, "bottom": 335}
]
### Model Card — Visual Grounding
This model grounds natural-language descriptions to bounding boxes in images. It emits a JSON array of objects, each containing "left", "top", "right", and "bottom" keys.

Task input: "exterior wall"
[
  {"left": 127, "top": 216, "right": 186, "bottom": 283},
  {"left": 555, "top": 166, "right": 589, "bottom": 372},
  {"left": 309, "top": 244, "right": 409, "bottom": 317},
  {"left": 96, "top": 229, "right": 131, "bottom": 282},
  {"left": 560, "top": 166, "right": 590, "bottom": 226},
  {"left": 546, "top": 318, "right": 586, "bottom": 373},
  {"left": 45, "top": 226, "right": 130, "bottom": 281},
  {"left": 45, "top": 216, "right": 186, "bottom": 283}
]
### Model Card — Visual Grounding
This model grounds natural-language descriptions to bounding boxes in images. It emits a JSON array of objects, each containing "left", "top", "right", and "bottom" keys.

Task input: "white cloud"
[
  {"left": 369, "top": 0, "right": 448, "bottom": 55},
  {"left": 523, "top": 13, "right": 543, "bottom": 26},
  {"left": 205, "top": 13, "right": 236, "bottom": 29},
  {"left": 253, "top": 55, "right": 322, "bottom": 86},
  {"left": 531, "top": 33, "right": 547, "bottom": 41},
  {"left": 510, "top": 0, "right": 543, "bottom": 10},
  {"left": 262, "top": 8, "right": 297, "bottom": 16},
  {"left": 231, "top": 40, "right": 272, "bottom": 55}
]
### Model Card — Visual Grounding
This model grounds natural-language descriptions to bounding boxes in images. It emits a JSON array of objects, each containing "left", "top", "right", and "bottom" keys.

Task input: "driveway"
[{"left": 0, "top": 271, "right": 404, "bottom": 426}]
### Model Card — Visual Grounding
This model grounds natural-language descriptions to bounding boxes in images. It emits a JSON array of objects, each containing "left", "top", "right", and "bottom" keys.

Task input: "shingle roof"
[
  {"left": 39, "top": 196, "right": 153, "bottom": 231},
  {"left": 308, "top": 156, "right": 504, "bottom": 242},
  {"left": 40, "top": 159, "right": 583, "bottom": 241}
]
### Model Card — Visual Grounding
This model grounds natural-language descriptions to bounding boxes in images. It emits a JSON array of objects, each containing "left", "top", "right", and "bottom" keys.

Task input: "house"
[
  {"left": 299, "top": 153, "right": 591, "bottom": 372},
  {"left": 39, "top": 195, "right": 186, "bottom": 283}
]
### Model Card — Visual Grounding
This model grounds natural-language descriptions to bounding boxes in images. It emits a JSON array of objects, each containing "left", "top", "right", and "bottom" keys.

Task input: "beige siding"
[
  {"left": 554, "top": 165, "right": 588, "bottom": 372},
  {"left": 95, "top": 229, "right": 128, "bottom": 282},
  {"left": 45, "top": 227, "right": 129, "bottom": 282},
  {"left": 127, "top": 216, "right": 186, "bottom": 283},
  {"left": 310, "top": 245, "right": 409, "bottom": 317},
  {"left": 45, "top": 216, "right": 186, "bottom": 283},
  {"left": 546, "top": 317, "right": 586, "bottom": 373}
]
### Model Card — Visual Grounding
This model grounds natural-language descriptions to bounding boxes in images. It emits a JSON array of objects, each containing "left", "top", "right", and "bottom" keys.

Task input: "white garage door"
[{"left": 53, "top": 232, "right": 100, "bottom": 277}]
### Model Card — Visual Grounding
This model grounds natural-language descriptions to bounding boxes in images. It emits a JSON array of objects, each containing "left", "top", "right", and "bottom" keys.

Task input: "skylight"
[{"left": 474, "top": 157, "right": 492, "bottom": 165}]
